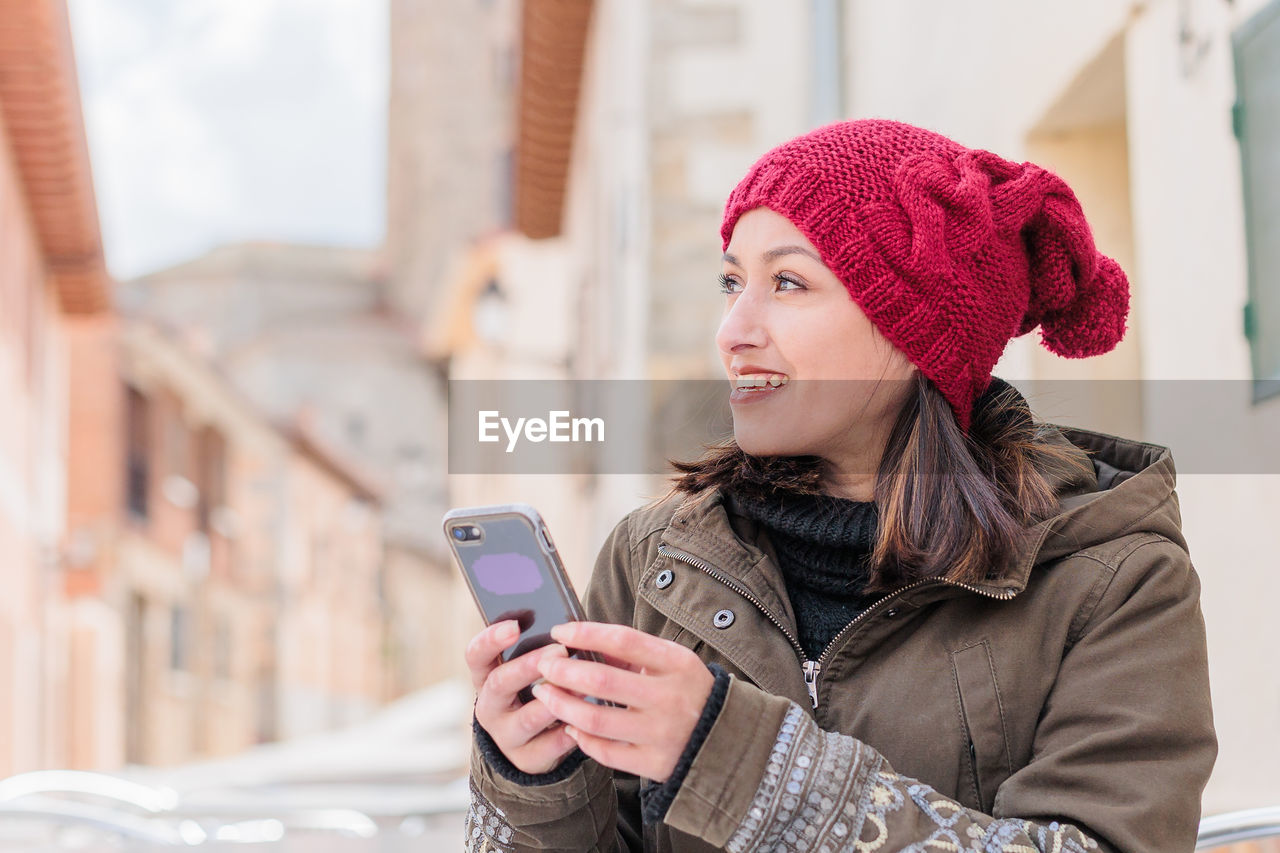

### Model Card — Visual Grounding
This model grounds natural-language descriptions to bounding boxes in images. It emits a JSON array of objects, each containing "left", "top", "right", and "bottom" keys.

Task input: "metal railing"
[
  {"left": 0, "top": 768, "right": 462, "bottom": 848},
  {"left": 1198, "top": 806, "right": 1280, "bottom": 850}
]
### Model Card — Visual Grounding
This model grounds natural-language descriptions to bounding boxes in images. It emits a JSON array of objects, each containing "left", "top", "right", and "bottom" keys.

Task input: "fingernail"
[
  {"left": 564, "top": 725, "right": 579, "bottom": 739},
  {"left": 499, "top": 621, "right": 518, "bottom": 640},
  {"left": 530, "top": 683, "right": 548, "bottom": 700},
  {"left": 550, "top": 623, "right": 572, "bottom": 642}
]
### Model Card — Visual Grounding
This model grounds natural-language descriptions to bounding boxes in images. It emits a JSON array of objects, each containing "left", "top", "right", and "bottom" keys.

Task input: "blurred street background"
[{"left": 1, "top": 0, "right": 1278, "bottom": 848}]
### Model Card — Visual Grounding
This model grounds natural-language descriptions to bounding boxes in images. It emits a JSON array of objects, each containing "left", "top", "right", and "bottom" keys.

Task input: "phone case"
[
  {"left": 443, "top": 503, "right": 613, "bottom": 706},
  {"left": 442, "top": 502, "right": 588, "bottom": 635}
]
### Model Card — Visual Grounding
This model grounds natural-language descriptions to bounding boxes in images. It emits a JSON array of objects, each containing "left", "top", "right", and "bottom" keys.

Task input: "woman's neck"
[{"left": 819, "top": 452, "right": 881, "bottom": 502}]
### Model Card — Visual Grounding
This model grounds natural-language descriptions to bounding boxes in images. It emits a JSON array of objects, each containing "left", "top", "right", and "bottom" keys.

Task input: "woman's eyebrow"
[
  {"left": 762, "top": 245, "right": 822, "bottom": 263},
  {"left": 721, "top": 245, "right": 822, "bottom": 266}
]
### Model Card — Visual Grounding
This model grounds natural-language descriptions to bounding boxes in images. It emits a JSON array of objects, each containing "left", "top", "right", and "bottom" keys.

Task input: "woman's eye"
[
  {"left": 774, "top": 273, "right": 805, "bottom": 291},
  {"left": 717, "top": 273, "right": 740, "bottom": 294}
]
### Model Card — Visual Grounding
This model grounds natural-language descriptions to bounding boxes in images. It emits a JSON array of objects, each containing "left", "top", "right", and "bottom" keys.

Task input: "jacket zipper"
[
  {"left": 657, "top": 542, "right": 1018, "bottom": 711},
  {"left": 801, "top": 659, "right": 821, "bottom": 709}
]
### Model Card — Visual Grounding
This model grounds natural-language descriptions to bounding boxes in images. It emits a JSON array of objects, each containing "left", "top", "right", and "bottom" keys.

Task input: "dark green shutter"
[{"left": 1234, "top": 0, "right": 1280, "bottom": 400}]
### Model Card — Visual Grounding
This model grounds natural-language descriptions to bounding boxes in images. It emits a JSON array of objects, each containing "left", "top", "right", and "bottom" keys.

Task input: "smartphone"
[{"left": 443, "top": 503, "right": 606, "bottom": 704}]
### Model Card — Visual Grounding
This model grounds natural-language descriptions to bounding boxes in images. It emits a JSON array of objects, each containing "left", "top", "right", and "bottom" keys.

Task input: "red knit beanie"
[{"left": 720, "top": 118, "right": 1130, "bottom": 435}]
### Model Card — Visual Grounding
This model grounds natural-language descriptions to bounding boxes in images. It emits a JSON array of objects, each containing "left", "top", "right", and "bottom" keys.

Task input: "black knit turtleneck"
[{"left": 725, "top": 489, "right": 879, "bottom": 660}]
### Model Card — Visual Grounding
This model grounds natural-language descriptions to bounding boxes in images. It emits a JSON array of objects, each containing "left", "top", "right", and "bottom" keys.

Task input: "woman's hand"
[
  {"left": 531, "top": 621, "right": 714, "bottom": 783},
  {"left": 465, "top": 620, "right": 579, "bottom": 775}
]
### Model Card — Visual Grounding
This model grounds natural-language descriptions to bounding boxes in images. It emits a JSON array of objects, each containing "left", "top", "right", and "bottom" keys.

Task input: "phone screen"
[{"left": 449, "top": 513, "right": 574, "bottom": 663}]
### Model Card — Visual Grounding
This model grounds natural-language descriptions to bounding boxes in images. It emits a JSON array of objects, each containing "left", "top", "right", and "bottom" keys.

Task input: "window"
[
  {"left": 1234, "top": 0, "right": 1280, "bottom": 401},
  {"left": 125, "top": 386, "right": 150, "bottom": 520},
  {"left": 498, "top": 146, "right": 515, "bottom": 228},
  {"left": 164, "top": 397, "right": 190, "bottom": 478},
  {"left": 170, "top": 605, "right": 189, "bottom": 672},
  {"left": 214, "top": 615, "right": 232, "bottom": 680},
  {"left": 195, "top": 426, "right": 227, "bottom": 533}
]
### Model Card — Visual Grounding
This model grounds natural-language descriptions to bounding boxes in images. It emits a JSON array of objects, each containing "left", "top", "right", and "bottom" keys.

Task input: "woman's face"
[{"left": 716, "top": 206, "right": 917, "bottom": 468}]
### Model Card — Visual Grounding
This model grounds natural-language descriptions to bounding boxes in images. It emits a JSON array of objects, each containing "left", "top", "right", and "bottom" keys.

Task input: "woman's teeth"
[{"left": 733, "top": 373, "right": 789, "bottom": 389}]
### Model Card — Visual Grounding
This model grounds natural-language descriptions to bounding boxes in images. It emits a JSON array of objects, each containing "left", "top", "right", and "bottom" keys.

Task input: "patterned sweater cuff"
[
  {"left": 473, "top": 715, "right": 589, "bottom": 786},
  {"left": 640, "top": 662, "right": 731, "bottom": 825}
]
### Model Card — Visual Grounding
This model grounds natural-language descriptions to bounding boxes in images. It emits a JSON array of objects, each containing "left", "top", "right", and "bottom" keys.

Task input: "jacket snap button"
[
  {"left": 655, "top": 569, "right": 674, "bottom": 590},
  {"left": 885, "top": 608, "right": 900, "bottom": 618},
  {"left": 713, "top": 609, "right": 735, "bottom": 629}
]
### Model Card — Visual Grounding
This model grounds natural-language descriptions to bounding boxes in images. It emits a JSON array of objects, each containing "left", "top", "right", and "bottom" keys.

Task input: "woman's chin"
[{"left": 734, "top": 432, "right": 811, "bottom": 457}]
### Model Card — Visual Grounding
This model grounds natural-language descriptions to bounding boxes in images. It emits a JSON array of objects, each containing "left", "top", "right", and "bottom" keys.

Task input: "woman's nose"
[{"left": 715, "top": 289, "right": 769, "bottom": 355}]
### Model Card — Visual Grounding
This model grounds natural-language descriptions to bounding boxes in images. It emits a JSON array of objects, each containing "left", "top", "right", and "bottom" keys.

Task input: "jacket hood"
[{"left": 1028, "top": 424, "right": 1186, "bottom": 566}]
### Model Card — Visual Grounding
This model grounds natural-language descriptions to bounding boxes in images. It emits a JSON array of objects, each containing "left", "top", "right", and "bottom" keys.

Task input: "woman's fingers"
[
  {"left": 504, "top": 692, "right": 562, "bottom": 742},
  {"left": 509, "top": 724, "right": 580, "bottom": 774},
  {"left": 467, "top": 623, "right": 714, "bottom": 784},
  {"left": 467, "top": 620, "right": 713, "bottom": 782},
  {"left": 564, "top": 725, "right": 648, "bottom": 779},
  {"left": 478, "top": 645, "right": 566, "bottom": 716},
  {"left": 464, "top": 620, "right": 520, "bottom": 691},
  {"left": 594, "top": 651, "right": 639, "bottom": 672},
  {"left": 551, "top": 622, "right": 685, "bottom": 673},
  {"left": 530, "top": 681, "right": 637, "bottom": 742},
  {"left": 464, "top": 625, "right": 585, "bottom": 777},
  {"left": 537, "top": 654, "right": 651, "bottom": 709}
]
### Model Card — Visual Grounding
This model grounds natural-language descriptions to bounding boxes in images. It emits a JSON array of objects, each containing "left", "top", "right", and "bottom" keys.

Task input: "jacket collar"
[{"left": 661, "top": 423, "right": 1184, "bottom": 601}]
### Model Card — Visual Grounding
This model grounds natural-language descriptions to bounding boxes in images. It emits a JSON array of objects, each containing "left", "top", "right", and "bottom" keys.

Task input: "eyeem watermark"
[
  {"left": 478, "top": 410, "right": 606, "bottom": 453},
  {"left": 448, "top": 379, "right": 1280, "bottom": 474}
]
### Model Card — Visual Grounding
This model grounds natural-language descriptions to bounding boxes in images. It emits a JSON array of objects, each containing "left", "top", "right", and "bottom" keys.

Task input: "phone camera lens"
[{"left": 452, "top": 527, "right": 467, "bottom": 541}]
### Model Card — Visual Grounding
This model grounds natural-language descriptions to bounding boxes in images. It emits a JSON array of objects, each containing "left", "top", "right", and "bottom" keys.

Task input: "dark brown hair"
[{"left": 664, "top": 372, "right": 1095, "bottom": 593}]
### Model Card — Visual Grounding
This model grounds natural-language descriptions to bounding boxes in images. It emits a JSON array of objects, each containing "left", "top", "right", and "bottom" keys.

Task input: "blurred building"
[
  {"left": 273, "top": 404, "right": 387, "bottom": 741},
  {"left": 0, "top": 0, "right": 110, "bottom": 776},
  {"left": 386, "top": 0, "right": 519, "bottom": 325},
  {"left": 1, "top": 0, "right": 412, "bottom": 775},
  {"left": 384, "top": 0, "right": 617, "bottom": 673},
  {"left": 115, "top": 245, "right": 446, "bottom": 553},
  {"left": 115, "top": 243, "right": 460, "bottom": 694},
  {"left": 63, "top": 317, "right": 390, "bottom": 767},
  {"left": 420, "top": 0, "right": 1280, "bottom": 821}
]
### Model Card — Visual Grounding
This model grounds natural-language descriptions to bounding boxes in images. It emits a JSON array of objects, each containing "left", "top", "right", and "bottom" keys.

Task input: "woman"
[{"left": 463, "top": 119, "right": 1217, "bottom": 852}]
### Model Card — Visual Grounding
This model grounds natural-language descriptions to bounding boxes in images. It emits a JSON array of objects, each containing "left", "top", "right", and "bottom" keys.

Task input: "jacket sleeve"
[
  {"left": 465, "top": 511, "right": 646, "bottom": 852},
  {"left": 661, "top": 535, "right": 1217, "bottom": 853}
]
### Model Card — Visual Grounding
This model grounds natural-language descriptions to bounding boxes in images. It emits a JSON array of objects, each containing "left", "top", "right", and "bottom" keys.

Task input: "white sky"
[{"left": 67, "top": 0, "right": 388, "bottom": 280}]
